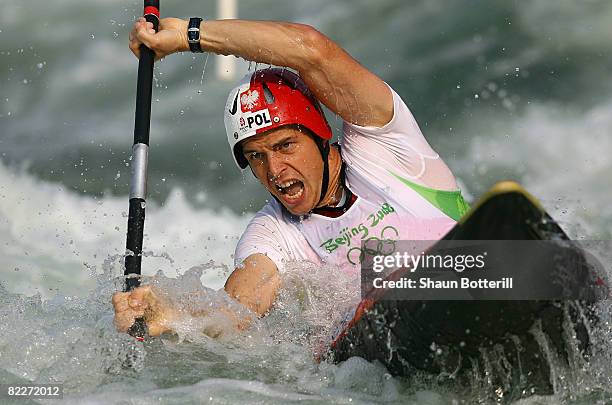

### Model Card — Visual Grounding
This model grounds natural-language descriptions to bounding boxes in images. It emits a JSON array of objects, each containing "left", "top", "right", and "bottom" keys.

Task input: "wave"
[
  {"left": 0, "top": 161, "right": 249, "bottom": 297},
  {"left": 448, "top": 97, "right": 612, "bottom": 239}
]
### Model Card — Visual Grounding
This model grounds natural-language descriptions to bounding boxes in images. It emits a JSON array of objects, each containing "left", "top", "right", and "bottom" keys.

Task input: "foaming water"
[
  {"left": 0, "top": 242, "right": 610, "bottom": 403},
  {"left": 451, "top": 98, "right": 612, "bottom": 239},
  {"left": 264, "top": 261, "right": 361, "bottom": 359},
  {"left": 0, "top": 161, "right": 248, "bottom": 297},
  {"left": 2, "top": 0, "right": 612, "bottom": 402},
  {"left": 0, "top": 256, "right": 450, "bottom": 404}
]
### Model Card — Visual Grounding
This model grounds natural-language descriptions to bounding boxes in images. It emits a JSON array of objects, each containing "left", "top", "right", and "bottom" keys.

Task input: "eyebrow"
[{"left": 242, "top": 135, "right": 296, "bottom": 155}]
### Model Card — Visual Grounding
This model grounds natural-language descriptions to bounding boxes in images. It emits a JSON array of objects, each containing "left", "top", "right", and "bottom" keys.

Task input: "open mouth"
[{"left": 275, "top": 179, "right": 304, "bottom": 200}]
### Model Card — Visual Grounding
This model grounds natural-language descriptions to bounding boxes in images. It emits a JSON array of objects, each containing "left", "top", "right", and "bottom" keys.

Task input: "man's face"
[{"left": 241, "top": 126, "right": 323, "bottom": 216}]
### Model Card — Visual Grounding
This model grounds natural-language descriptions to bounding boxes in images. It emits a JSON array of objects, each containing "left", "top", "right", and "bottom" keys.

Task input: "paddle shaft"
[{"left": 124, "top": 0, "right": 160, "bottom": 340}]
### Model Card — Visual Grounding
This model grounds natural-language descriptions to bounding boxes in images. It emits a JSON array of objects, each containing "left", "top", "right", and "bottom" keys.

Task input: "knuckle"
[
  {"left": 114, "top": 315, "right": 129, "bottom": 331},
  {"left": 111, "top": 292, "right": 124, "bottom": 306}
]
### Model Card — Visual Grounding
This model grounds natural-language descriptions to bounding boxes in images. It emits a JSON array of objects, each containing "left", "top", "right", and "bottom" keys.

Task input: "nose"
[{"left": 267, "top": 151, "right": 286, "bottom": 180}]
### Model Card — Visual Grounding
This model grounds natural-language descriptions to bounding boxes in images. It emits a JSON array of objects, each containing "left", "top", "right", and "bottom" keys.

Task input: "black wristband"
[{"left": 188, "top": 17, "right": 203, "bottom": 53}]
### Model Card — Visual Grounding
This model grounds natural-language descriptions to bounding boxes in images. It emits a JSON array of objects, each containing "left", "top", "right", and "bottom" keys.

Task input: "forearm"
[
  {"left": 179, "top": 304, "right": 254, "bottom": 338},
  {"left": 158, "top": 289, "right": 257, "bottom": 338},
  {"left": 131, "top": 16, "right": 391, "bottom": 129},
  {"left": 180, "top": 19, "right": 327, "bottom": 74},
  {"left": 194, "top": 19, "right": 391, "bottom": 127}
]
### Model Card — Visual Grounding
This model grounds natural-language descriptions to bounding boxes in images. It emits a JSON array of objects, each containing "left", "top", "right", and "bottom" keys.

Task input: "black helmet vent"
[{"left": 262, "top": 82, "right": 275, "bottom": 104}]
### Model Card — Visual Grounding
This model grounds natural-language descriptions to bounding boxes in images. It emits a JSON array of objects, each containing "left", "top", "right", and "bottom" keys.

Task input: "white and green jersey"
[{"left": 234, "top": 85, "right": 469, "bottom": 274}]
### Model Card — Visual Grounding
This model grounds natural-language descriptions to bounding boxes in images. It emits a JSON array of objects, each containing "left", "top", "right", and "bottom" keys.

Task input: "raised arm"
[{"left": 130, "top": 17, "right": 393, "bottom": 127}]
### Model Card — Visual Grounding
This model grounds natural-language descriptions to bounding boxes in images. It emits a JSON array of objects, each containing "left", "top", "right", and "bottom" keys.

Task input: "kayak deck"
[{"left": 324, "top": 181, "right": 602, "bottom": 399}]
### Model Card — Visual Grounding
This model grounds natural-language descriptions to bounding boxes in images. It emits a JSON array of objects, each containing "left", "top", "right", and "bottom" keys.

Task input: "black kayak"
[{"left": 324, "top": 181, "right": 606, "bottom": 398}]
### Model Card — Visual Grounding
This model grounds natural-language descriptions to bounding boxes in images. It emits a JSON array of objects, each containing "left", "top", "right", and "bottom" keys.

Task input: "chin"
[
  {"left": 285, "top": 206, "right": 309, "bottom": 216},
  {"left": 269, "top": 187, "right": 313, "bottom": 216},
  {"left": 280, "top": 198, "right": 314, "bottom": 216}
]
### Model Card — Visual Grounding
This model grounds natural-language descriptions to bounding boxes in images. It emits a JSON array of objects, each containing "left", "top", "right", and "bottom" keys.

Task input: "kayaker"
[{"left": 113, "top": 16, "right": 469, "bottom": 336}]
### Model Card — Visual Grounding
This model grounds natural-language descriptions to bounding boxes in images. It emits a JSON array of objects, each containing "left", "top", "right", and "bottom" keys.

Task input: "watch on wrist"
[{"left": 188, "top": 17, "right": 203, "bottom": 53}]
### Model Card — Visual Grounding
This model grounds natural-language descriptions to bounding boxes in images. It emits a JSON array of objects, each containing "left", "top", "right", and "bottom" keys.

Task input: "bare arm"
[
  {"left": 113, "top": 254, "right": 279, "bottom": 336},
  {"left": 130, "top": 18, "right": 393, "bottom": 127},
  {"left": 224, "top": 253, "right": 280, "bottom": 316}
]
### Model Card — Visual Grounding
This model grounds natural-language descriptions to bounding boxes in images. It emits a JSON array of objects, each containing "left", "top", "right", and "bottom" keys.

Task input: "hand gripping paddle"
[{"left": 124, "top": 0, "right": 160, "bottom": 341}]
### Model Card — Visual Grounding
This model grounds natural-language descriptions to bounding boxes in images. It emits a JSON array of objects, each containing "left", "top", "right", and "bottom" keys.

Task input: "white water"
[
  {"left": 1, "top": 145, "right": 610, "bottom": 403},
  {"left": 1, "top": 0, "right": 612, "bottom": 402},
  {"left": 0, "top": 161, "right": 248, "bottom": 298},
  {"left": 453, "top": 97, "right": 612, "bottom": 240},
  {"left": 2, "top": 81, "right": 612, "bottom": 404}
]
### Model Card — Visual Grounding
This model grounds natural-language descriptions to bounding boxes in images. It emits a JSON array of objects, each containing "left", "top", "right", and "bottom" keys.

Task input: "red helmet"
[{"left": 224, "top": 68, "right": 333, "bottom": 169}]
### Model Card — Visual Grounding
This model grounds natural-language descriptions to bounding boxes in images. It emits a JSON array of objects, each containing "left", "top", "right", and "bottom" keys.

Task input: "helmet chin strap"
[{"left": 315, "top": 139, "right": 330, "bottom": 207}]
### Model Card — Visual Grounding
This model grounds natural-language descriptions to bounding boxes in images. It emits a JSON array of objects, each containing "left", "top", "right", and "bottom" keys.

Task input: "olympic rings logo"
[{"left": 347, "top": 225, "right": 399, "bottom": 265}]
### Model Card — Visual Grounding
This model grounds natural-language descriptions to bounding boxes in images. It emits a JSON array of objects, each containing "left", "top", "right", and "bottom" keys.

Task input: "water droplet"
[
  {"left": 36, "top": 62, "right": 44, "bottom": 69},
  {"left": 140, "top": 201, "right": 146, "bottom": 209},
  {"left": 90, "top": 34, "right": 95, "bottom": 39},
  {"left": 22, "top": 79, "right": 28, "bottom": 84}
]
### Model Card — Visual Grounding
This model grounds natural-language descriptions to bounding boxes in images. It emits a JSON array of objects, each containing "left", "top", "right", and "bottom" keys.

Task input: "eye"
[
  {"left": 280, "top": 141, "right": 295, "bottom": 151},
  {"left": 246, "top": 151, "right": 264, "bottom": 162}
]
